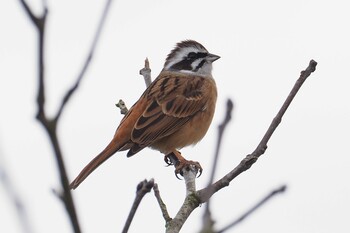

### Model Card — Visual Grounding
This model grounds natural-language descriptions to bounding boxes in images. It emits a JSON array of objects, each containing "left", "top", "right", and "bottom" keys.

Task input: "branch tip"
[
  {"left": 309, "top": 59, "right": 317, "bottom": 72},
  {"left": 123, "top": 179, "right": 155, "bottom": 233},
  {"left": 145, "top": 57, "right": 150, "bottom": 69},
  {"left": 139, "top": 57, "right": 152, "bottom": 87}
]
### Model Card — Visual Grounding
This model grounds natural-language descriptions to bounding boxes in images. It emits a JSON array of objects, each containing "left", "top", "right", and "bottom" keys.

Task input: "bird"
[{"left": 70, "top": 40, "right": 220, "bottom": 189}]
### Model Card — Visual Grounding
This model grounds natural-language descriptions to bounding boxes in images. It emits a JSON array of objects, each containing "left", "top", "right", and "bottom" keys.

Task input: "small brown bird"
[{"left": 70, "top": 40, "right": 220, "bottom": 189}]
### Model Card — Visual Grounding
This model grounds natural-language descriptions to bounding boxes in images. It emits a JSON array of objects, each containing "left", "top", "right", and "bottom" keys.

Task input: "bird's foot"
[
  {"left": 164, "top": 151, "right": 202, "bottom": 179},
  {"left": 174, "top": 159, "right": 202, "bottom": 179}
]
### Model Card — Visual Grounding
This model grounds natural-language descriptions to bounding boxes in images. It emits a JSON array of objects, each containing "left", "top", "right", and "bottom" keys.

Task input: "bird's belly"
[{"left": 150, "top": 106, "right": 215, "bottom": 154}]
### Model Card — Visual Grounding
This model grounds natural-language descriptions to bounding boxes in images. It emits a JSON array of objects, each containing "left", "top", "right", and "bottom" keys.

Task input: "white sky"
[{"left": 1, "top": 0, "right": 350, "bottom": 233}]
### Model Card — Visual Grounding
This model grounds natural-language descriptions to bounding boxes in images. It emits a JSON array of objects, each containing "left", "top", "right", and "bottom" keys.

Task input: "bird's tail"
[{"left": 70, "top": 138, "right": 122, "bottom": 190}]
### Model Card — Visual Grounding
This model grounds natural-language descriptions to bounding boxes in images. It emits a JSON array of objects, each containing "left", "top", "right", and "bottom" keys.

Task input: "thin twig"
[
  {"left": 55, "top": 0, "right": 114, "bottom": 121},
  {"left": 139, "top": 58, "right": 152, "bottom": 87},
  {"left": 19, "top": 0, "right": 115, "bottom": 232},
  {"left": 122, "top": 179, "right": 155, "bottom": 233},
  {"left": 205, "top": 99, "right": 233, "bottom": 207},
  {"left": 217, "top": 185, "right": 287, "bottom": 233},
  {"left": 19, "top": 0, "right": 48, "bottom": 123},
  {"left": 200, "top": 99, "right": 234, "bottom": 233},
  {"left": 116, "top": 58, "right": 151, "bottom": 115},
  {"left": 197, "top": 60, "right": 317, "bottom": 203},
  {"left": 18, "top": 1, "right": 83, "bottom": 232},
  {"left": 153, "top": 183, "right": 172, "bottom": 223},
  {"left": 252, "top": 61, "right": 318, "bottom": 155},
  {"left": 19, "top": 0, "right": 45, "bottom": 27},
  {"left": 207, "top": 99, "right": 234, "bottom": 187}
]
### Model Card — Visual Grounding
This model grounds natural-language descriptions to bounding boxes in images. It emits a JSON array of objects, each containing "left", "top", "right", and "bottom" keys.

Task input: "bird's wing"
[{"left": 127, "top": 73, "right": 213, "bottom": 156}]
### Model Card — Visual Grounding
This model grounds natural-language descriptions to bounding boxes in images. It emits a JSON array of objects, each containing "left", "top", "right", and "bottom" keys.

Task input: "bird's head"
[{"left": 163, "top": 40, "right": 220, "bottom": 76}]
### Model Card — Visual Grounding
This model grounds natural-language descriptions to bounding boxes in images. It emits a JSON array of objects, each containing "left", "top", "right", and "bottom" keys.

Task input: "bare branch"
[
  {"left": 122, "top": 179, "right": 155, "bottom": 233},
  {"left": 253, "top": 60, "right": 317, "bottom": 156},
  {"left": 217, "top": 185, "right": 287, "bottom": 233},
  {"left": 166, "top": 192, "right": 200, "bottom": 233},
  {"left": 153, "top": 183, "right": 172, "bottom": 224},
  {"left": 207, "top": 99, "right": 234, "bottom": 187},
  {"left": 165, "top": 165, "right": 200, "bottom": 232},
  {"left": 18, "top": 1, "right": 81, "bottom": 232},
  {"left": 197, "top": 60, "right": 317, "bottom": 203},
  {"left": 139, "top": 58, "right": 152, "bottom": 87},
  {"left": 183, "top": 165, "right": 199, "bottom": 195},
  {"left": 200, "top": 99, "right": 234, "bottom": 233},
  {"left": 19, "top": 0, "right": 48, "bottom": 123},
  {"left": 19, "top": 0, "right": 117, "bottom": 232},
  {"left": 19, "top": 0, "right": 47, "bottom": 28},
  {"left": 116, "top": 58, "right": 151, "bottom": 116},
  {"left": 55, "top": 0, "right": 114, "bottom": 121},
  {"left": 199, "top": 209, "right": 215, "bottom": 233}
]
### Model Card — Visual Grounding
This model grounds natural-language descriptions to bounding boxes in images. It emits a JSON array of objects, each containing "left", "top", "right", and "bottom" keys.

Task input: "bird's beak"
[{"left": 207, "top": 53, "right": 221, "bottom": 62}]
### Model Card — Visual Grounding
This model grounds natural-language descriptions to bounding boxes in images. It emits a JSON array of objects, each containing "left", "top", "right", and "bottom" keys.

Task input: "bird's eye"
[{"left": 187, "top": 52, "right": 197, "bottom": 59}]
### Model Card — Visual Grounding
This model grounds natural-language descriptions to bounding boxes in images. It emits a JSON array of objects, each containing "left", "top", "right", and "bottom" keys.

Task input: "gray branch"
[
  {"left": 122, "top": 179, "right": 155, "bottom": 233},
  {"left": 166, "top": 60, "right": 317, "bottom": 232}
]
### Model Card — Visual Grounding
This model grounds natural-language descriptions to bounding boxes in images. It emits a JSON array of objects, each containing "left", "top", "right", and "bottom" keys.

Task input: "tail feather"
[{"left": 70, "top": 139, "right": 122, "bottom": 190}]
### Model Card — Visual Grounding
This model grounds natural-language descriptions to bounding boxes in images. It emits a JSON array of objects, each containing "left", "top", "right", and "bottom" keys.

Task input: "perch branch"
[
  {"left": 183, "top": 165, "right": 198, "bottom": 195},
  {"left": 197, "top": 60, "right": 317, "bottom": 202},
  {"left": 217, "top": 185, "right": 287, "bottom": 233},
  {"left": 165, "top": 164, "right": 199, "bottom": 233},
  {"left": 122, "top": 179, "right": 155, "bottom": 233},
  {"left": 166, "top": 192, "right": 200, "bottom": 233}
]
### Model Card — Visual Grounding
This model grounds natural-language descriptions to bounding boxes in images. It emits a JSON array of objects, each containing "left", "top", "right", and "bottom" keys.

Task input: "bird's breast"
[{"left": 151, "top": 78, "right": 217, "bottom": 154}]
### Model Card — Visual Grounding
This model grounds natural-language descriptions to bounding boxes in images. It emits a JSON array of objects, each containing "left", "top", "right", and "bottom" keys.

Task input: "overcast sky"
[{"left": 1, "top": 0, "right": 350, "bottom": 233}]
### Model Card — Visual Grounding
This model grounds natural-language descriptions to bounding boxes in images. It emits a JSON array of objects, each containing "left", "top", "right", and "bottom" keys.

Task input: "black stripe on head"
[
  {"left": 190, "top": 52, "right": 207, "bottom": 59},
  {"left": 169, "top": 59, "right": 192, "bottom": 71},
  {"left": 169, "top": 52, "right": 208, "bottom": 71},
  {"left": 165, "top": 40, "right": 209, "bottom": 70}
]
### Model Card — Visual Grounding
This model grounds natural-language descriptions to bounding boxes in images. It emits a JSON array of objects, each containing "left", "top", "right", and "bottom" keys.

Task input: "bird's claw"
[
  {"left": 174, "top": 160, "right": 203, "bottom": 179},
  {"left": 164, "top": 153, "right": 202, "bottom": 179}
]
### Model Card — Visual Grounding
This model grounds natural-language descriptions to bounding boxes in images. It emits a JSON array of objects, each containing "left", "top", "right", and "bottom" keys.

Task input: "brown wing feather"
[{"left": 127, "top": 72, "right": 211, "bottom": 156}]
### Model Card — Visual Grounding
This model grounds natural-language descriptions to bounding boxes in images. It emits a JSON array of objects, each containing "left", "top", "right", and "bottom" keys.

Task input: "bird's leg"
[{"left": 164, "top": 150, "right": 203, "bottom": 179}]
